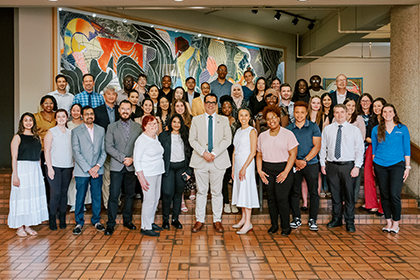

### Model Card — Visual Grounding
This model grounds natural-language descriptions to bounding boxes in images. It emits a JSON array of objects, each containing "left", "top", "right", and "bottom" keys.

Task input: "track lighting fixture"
[
  {"left": 308, "top": 22, "right": 315, "bottom": 30},
  {"left": 292, "top": 17, "right": 299, "bottom": 25},
  {"left": 274, "top": 11, "right": 281, "bottom": 21}
]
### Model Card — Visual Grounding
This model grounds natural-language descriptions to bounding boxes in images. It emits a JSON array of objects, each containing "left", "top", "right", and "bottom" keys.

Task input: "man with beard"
[
  {"left": 210, "top": 64, "right": 233, "bottom": 104},
  {"left": 330, "top": 74, "right": 360, "bottom": 107},
  {"left": 71, "top": 106, "right": 107, "bottom": 235},
  {"left": 117, "top": 75, "right": 141, "bottom": 105},
  {"left": 48, "top": 74, "right": 74, "bottom": 114},
  {"left": 104, "top": 100, "right": 142, "bottom": 235},
  {"left": 279, "top": 83, "right": 295, "bottom": 123}
]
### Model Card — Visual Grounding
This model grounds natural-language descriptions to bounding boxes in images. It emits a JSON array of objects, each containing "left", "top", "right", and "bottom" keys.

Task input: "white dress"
[{"left": 231, "top": 126, "right": 260, "bottom": 208}]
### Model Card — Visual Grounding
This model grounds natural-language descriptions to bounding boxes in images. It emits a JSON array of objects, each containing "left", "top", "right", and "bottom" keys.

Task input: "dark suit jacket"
[
  {"left": 94, "top": 104, "right": 120, "bottom": 132},
  {"left": 158, "top": 131, "right": 192, "bottom": 177},
  {"left": 331, "top": 90, "right": 360, "bottom": 107},
  {"left": 184, "top": 91, "right": 200, "bottom": 104}
]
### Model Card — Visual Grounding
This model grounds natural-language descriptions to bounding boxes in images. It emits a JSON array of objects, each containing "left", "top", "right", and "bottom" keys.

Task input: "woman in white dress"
[
  {"left": 231, "top": 108, "right": 259, "bottom": 234},
  {"left": 9, "top": 113, "right": 49, "bottom": 237}
]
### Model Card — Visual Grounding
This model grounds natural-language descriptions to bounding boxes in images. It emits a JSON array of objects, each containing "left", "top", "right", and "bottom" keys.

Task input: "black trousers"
[
  {"left": 106, "top": 167, "right": 136, "bottom": 228},
  {"left": 291, "top": 163, "right": 320, "bottom": 221},
  {"left": 162, "top": 161, "right": 186, "bottom": 221},
  {"left": 222, "top": 144, "right": 234, "bottom": 204},
  {"left": 40, "top": 151, "right": 51, "bottom": 204},
  {"left": 326, "top": 161, "right": 356, "bottom": 224},
  {"left": 373, "top": 161, "right": 405, "bottom": 221},
  {"left": 263, "top": 161, "right": 293, "bottom": 230},
  {"left": 47, "top": 166, "right": 73, "bottom": 216}
]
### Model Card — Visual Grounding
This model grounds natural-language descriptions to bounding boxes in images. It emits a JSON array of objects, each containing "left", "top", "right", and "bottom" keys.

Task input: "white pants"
[
  {"left": 194, "top": 162, "right": 225, "bottom": 223},
  {"left": 141, "top": 174, "right": 162, "bottom": 230}
]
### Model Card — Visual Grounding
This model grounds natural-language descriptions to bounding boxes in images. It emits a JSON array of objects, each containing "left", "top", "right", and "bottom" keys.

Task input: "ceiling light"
[
  {"left": 198, "top": 34, "right": 202, "bottom": 37},
  {"left": 175, "top": 30, "right": 178, "bottom": 33},
  {"left": 122, "top": 19, "right": 127, "bottom": 23},
  {"left": 274, "top": 11, "right": 281, "bottom": 21},
  {"left": 217, "top": 37, "right": 220, "bottom": 40},
  {"left": 308, "top": 22, "right": 315, "bottom": 30},
  {"left": 151, "top": 25, "right": 154, "bottom": 28},
  {"left": 92, "top": 13, "right": 96, "bottom": 18},
  {"left": 292, "top": 17, "right": 299, "bottom": 25},
  {"left": 251, "top": 9, "right": 258, "bottom": 15},
  {"left": 58, "top": 8, "right": 62, "bottom": 11}
]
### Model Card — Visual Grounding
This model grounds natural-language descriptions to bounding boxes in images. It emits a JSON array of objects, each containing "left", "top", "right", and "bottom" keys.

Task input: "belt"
[{"left": 328, "top": 161, "right": 354, "bottom": 165}]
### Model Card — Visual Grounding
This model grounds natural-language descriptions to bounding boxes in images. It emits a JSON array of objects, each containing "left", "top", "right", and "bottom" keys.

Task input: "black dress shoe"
[
  {"left": 346, "top": 224, "right": 356, "bottom": 233},
  {"left": 104, "top": 227, "right": 114, "bottom": 235},
  {"left": 281, "top": 228, "right": 292, "bottom": 236},
  {"left": 268, "top": 226, "right": 279, "bottom": 234},
  {"left": 152, "top": 223, "right": 163, "bottom": 231},
  {"left": 172, "top": 220, "right": 183, "bottom": 229},
  {"left": 300, "top": 206, "right": 308, "bottom": 212},
  {"left": 327, "top": 219, "right": 343, "bottom": 228},
  {"left": 141, "top": 229, "right": 160, "bottom": 237},
  {"left": 375, "top": 212, "right": 384, "bottom": 217},
  {"left": 162, "top": 220, "right": 170, "bottom": 230},
  {"left": 123, "top": 222, "right": 137, "bottom": 230}
]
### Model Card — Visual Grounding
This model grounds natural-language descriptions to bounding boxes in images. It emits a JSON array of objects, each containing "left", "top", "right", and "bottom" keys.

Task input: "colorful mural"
[{"left": 59, "top": 10, "right": 285, "bottom": 94}]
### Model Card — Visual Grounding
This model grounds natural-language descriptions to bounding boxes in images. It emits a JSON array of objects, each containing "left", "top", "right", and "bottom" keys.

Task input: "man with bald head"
[
  {"left": 117, "top": 75, "right": 143, "bottom": 105},
  {"left": 330, "top": 74, "right": 360, "bottom": 107}
]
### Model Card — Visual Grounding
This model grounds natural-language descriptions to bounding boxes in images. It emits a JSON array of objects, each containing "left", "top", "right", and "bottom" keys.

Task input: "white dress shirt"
[
  {"left": 319, "top": 121, "right": 364, "bottom": 168},
  {"left": 49, "top": 90, "right": 74, "bottom": 114}
]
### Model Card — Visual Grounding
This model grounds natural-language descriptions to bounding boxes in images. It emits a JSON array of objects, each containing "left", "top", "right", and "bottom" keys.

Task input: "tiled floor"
[{"left": 1, "top": 223, "right": 420, "bottom": 279}]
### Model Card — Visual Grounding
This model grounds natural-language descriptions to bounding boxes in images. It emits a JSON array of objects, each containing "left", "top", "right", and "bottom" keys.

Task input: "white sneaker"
[
  {"left": 231, "top": 205, "right": 239, "bottom": 214},
  {"left": 69, "top": 205, "right": 75, "bottom": 212},
  {"left": 224, "top": 204, "right": 232, "bottom": 214}
]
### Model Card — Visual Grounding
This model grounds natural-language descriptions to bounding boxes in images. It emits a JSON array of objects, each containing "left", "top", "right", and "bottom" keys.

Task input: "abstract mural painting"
[
  {"left": 59, "top": 10, "right": 285, "bottom": 94},
  {"left": 324, "top": 77, "right": 363, "bottom": 95}
]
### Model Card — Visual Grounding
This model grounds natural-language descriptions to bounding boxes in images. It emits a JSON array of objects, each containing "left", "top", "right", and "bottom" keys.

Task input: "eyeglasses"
[
  {"left": 311, "top": 79, "right": 320, "bottom": 83},
  {"left": 205, "top": 101, "right": 217, "bottom": 105}
]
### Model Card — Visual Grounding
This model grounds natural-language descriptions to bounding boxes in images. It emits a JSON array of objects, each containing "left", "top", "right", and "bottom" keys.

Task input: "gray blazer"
[
  {"left": 105, "top": 119, "right": 143, "bottom": 172},
  {"left": 72, "top": 123, "right": 107, "bottom": 177}
]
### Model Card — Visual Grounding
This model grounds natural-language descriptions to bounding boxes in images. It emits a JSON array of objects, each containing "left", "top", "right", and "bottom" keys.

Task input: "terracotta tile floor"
[{"left": 1, "top": 223, "right": 420, "bottom": 280}]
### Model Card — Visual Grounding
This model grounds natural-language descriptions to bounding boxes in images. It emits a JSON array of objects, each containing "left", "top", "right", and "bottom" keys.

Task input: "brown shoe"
[
  {"left": 192, "top": 222, "right": 203, "bottom": 233},
  {"left": 213, "top": 222, "right": 224, "bottom": 233}
]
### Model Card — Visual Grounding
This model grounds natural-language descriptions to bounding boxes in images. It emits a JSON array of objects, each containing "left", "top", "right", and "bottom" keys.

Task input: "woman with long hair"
[
  {"left": 372, "top": 104, "right": 410, "bottom": 234},
  {"left": 320, "top": 92, "right": 333, "bottom": 131},
  {"left": 292, "top": 79, "right": 310, "bottom": 103},
  {"left": 156, "top": 95, "right": 171, "bottom": 132},
  {"left": 159, "top": 114, "right": 193, "bottom": 230},
  {"left": 249, "top": 77, "right": 267, "bottom": 118},
  {"left": 127, "top": 90, "right": 143, "bottom": 120},
  {"left": 231, "top": 108, "right": 259, "bottom": 234},
  {"left": 44, "top": 109, "right": 73, "bottom": 230},
  {"left": 171, "top": 99, "right": 192, "bottom": 128},
  {"left": 242, "top": 68, "right": 255, "bottom": 101},
  {"left": 271, "top": 78, "right": 281, "bottom": 94},
  {"left": 173, "top": 86, "right": 192, "bottom": 115},
  {"left": 357, "top": 93, "right": 373, "bottom": 127},
  {"left": 361, "top": 97, "right": 387, "bottom": 214},
  {"left": 8, "top": 113, "right": 49, "bottom": 237},
  {"left": 145, "top": 85, "right": 160, "bottom": 114},
  {"left": 307, "top": 95, "right": 323, "bottom": 128},
  {"left": 135, "top": 98, "right": 162, "bottom": 134}
]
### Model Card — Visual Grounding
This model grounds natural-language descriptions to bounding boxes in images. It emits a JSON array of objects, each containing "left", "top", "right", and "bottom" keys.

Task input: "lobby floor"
[{"left": 1, "top": 223, "right": 420, "bottom": 280}]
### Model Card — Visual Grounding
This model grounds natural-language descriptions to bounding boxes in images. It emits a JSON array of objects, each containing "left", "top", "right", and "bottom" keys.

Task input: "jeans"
[
  {"left": 373, "top": 161, "right": 405, "bottom": 221},
  {"left": 75, "top": 175, "right": 103, "bottom": 226}
]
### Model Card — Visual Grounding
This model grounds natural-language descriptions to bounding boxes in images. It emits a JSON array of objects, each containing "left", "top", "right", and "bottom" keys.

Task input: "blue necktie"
[
  {"left": 335, "top": 125, "right": 343, "bottom": 159},
  {"left": 208, "top": 116, "right": 213, "bottom": 152},
  {"left": 88, "top": 92, "right": 92, "bottom": 107}
]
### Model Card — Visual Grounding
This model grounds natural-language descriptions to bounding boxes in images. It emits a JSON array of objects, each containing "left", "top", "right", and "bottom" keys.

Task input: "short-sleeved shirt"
[
  {"left": 371, "top": 124, "right": 411, "bottom": 167},
  {"left": 286, "top": 120, "right": 321, "bottom": 165},
  {"left": 257, "top": 127, "right": 299, "bottom": 163},
  {"left": 210, "top": 79, "right": 233, "bottom": 103}
]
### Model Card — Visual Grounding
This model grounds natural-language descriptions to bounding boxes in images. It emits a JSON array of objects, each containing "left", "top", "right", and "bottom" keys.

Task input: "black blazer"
[
  {"left": 184, "top": 91, "right": 200, "bottom": 104},
  {"left": 94, "top": 104, "right": 120, "bottom": 132},
  {"left": 158, "top": 131, "right": 192, "bottom": 177},
  {"left": 331, "top": 90, "right": 360, "bottom": 107}
]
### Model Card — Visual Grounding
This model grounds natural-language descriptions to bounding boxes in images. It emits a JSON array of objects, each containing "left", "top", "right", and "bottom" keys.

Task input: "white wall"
[
  {"left": 296, "top": 43, "right": 390, "bottom": 101},
  {"left": 16, "top": 8, "right": 54, "bottom": 116}
]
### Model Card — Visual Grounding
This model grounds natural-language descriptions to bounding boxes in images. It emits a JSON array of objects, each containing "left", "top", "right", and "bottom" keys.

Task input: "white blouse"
[{"left": 133, "top": 133, "right": 165, "bottom": 176}]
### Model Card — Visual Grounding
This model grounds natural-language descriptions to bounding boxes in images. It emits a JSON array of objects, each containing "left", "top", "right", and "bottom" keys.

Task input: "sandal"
[
  {"left": 24, "top": 227, "right": 38, "bottom": 236},
  {"left": 17, "top": 227, "right": 27, "bottom": 237},
  {"left": 189, "top": 194, "right": 196, "bottom": 200},
  {"left": 181, "top": 202, "right": 188, "bottom": 212}
]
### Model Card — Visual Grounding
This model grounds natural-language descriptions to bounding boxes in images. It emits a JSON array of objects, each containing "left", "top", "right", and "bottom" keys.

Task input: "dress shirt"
[
  {"left": 105, "top": 104, "right": 116, "bottom": 124},
  {"left": 337, "top": 93, "right": 347, "bottom": 104},
  {"left": 319, "top": 121, "right": 364, "bottom": 168},
  {"left": 48, "top": 90, "right": 74, "bottom": 113},
  {"left": 85, "top": 123, "right": 94, "bottom": 143},
  {"left": 204, "top": 112, "right": 217, "bottom": 155},
  {"left": 210, "top": 79, "right": 233, "bottom": 102},
  {"left": 279, "top": 100, "right": 295, "bottom": 123},
  {"left": 121, "top": 119, "right": 131, "bottom": 139},
  {"left": 73, "top": 90, "right": 104, "bottom": 108}
]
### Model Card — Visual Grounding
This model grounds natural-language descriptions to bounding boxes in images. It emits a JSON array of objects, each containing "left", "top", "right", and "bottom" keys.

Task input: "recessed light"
[
  {"left": 217, "top": 37, "right": 220, "bottom": 40},
  {"left": 198, "top": 34, "right": 202, "bottom": 37},
  {"left": 92, "top": 13, "right": 96, "bottom": 18},
  {"left": 58, "top": 8, "right": 62, "bottom": 11},
  {"left": 122, "top": 19, "right": 127, "bottom": 23},
  {"left": 151, "top": 25, "right": 154, "bottom": 28},
  {"left": 175, "top": 30, "right": 178, "bottom": 33}
]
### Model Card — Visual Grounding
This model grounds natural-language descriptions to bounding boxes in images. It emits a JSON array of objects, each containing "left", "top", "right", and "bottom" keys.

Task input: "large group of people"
[{"left": 8, "top": 65, "right": 411, "bottom": 238}]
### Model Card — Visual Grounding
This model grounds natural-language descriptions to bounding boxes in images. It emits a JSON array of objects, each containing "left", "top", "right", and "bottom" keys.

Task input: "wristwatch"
[
  {"left": 303, "top": 157, "right": 308, "bottom": 162},
  {"left": 406, "top": 166, "right": 411, "bottom": 170}
]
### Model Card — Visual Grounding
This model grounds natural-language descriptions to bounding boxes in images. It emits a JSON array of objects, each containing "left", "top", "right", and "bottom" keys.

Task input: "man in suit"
[
  {"left": 94, "top": 86, "right": 120, "bottom": 209},
  {"left": 189, "top": 93, "right": 232, "bottom": 233},
  {"left": 185, "top": 77, "right": 200, "bottom": 107},
  {"left": 72, "top": 106, "right": 107, "bottom": 235},
  {"left": 331, "top": 74, "right": 360, "bottom": 107},
  {"left": 104, "top": 100, "right": 142, "bottom": 235}
]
